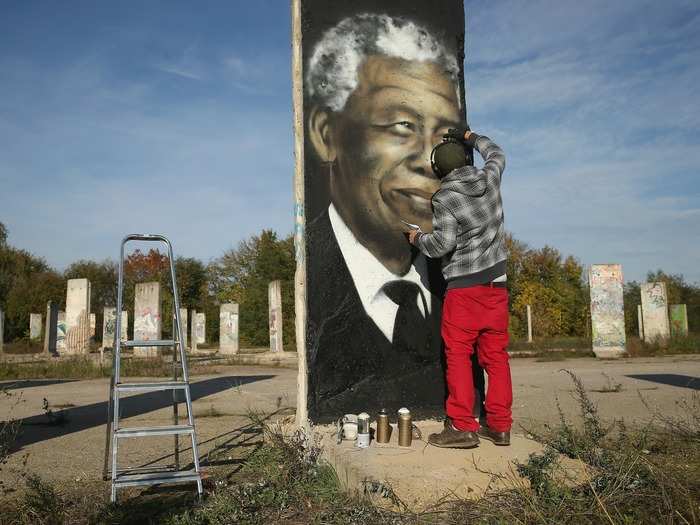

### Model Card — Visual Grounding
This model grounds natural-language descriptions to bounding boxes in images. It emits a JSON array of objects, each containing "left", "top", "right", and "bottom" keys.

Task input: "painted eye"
[{"left": 390, "top": 121, "right": 415, "bottom": 135}]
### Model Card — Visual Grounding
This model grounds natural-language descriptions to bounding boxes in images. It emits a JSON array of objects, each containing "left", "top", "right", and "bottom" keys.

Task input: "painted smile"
[{"left": 394, "top": 188, "right": 433, "bottom": 210}]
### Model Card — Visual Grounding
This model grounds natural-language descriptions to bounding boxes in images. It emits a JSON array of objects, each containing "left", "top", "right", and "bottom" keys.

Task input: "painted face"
[{"left": 330, "top": 56, "right": 461, "bottom": 275}]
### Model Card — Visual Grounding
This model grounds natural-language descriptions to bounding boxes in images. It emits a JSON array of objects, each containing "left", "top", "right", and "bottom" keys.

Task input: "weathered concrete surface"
[
  {"left": 102, "top": 307, "right": 117, "bottom": 349},
  {"left": 589, "top": 264, "right": 626, "bottom": 358},
  {"left": 102, "top": 309, "right": 127, "bottom": 349},
  {"left": 190, "top": 310, "right": 198, "bottom": 350},
  {"left": 56, "top": 311, "right": 66, "bottom": 352},
  {"left": 268, "top": 280, "right": 283, "bottom": 353},
  {"left": 89, "top": 313, "right": 96, "bottom": 341},
  {"left": 29, "top": 313, "right": 42, "bottom": 341},
  {"left": 641, "top": 282, "right": 670, "bottom": 343},
  {"left": 319, "top": 422, "right": 554, "bottom": 508},
  {"left": 219, "top": 303, "right": 239, "bottom": 354},
  {"left": 134, "top": 282, "right": 161, "bottom": 357},
  {"left": 670, "top": 304, "right": 689, "bottom": 336},
  {"left": 1, "top": 356, "right": 697, "bottom": 502},
  {"left": 194, "top": 312, "right": 206, "bottom": 345},
  {"left": 65, "top": 278, "right": 91, "bottom": 354},
  {"left": 120, "top": 311, "right": 128, "bottom": 342},
  {"left": 178, "top": 307, "right": 188, "bottom": 349}
]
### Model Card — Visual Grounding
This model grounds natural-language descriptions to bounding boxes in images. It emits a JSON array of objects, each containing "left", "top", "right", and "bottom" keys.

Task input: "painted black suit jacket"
[{"left": 306, "top": 209, "right": 447, "bottom": 423}]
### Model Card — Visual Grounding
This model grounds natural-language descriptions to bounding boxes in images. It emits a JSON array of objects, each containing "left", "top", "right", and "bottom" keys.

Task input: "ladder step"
[
  {"left": 114, "top": 469, "right": 200, "bottom": 488},
  {"left": 116, "top": 381, "right": 189, "bottom": 392},
  {"left": 122, "top": 340, "right": 178, "bottom": 348},
  {"left": 115, "top": 425, "right": 194, "bottom": 438}
]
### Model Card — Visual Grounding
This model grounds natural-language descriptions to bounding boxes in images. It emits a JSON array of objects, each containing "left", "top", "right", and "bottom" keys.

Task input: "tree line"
[
  {"left": 0, "top": 224, "right": 294, "bottom": 348},
  {"left": 0, "top": 221, "right": 696, "bottom": 346}
]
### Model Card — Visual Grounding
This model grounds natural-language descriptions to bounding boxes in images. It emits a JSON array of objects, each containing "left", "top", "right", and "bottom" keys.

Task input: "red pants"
[{"left": 442, "top": 286, "right": 512, "bottom": 432}]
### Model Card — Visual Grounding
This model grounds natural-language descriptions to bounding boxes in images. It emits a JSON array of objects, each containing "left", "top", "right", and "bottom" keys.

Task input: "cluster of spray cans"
[{"left": 339, "top": 408, "right": 413, "bottom": 448}]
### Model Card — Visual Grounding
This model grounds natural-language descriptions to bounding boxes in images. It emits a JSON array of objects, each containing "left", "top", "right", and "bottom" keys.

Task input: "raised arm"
[{"left": 464, "top": 133, "right": 506, "bottom": 184}]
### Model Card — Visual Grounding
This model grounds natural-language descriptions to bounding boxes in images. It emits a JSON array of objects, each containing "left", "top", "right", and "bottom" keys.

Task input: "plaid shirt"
[{"left": 416, "top": 135, "right": 506, "bottom": 283}]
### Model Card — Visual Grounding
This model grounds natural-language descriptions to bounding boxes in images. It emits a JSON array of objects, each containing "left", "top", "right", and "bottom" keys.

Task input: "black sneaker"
[{"left": 478, "top": 425, "right": 510, "bottom": 446}]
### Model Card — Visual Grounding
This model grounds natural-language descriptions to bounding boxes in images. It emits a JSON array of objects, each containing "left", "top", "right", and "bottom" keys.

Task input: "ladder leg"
[
  {"left": 184, "top": 386, "right": 202, "bottom": 478},
  {"left": 172, "top": 331, "right": 180, "bottom": 469},
  {"left": 111, "top": 392, "right": 120, "bottom": 485},
  {"left": 102, "top": 350, "right": 116, "bottom": 480}
]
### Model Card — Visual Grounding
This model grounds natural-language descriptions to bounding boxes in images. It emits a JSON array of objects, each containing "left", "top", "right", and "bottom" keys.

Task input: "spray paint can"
[
  {"left": 398, "top": 407, "right": 412, "bottom": 447},
  {"left": 356, "top": 412, "right": 370, "bottom": 448},
  {"left": 376, "top": 409, "right": 391, "bottom": 443}
]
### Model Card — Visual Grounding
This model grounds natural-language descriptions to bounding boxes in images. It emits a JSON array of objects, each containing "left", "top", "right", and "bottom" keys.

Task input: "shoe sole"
[{"left": 428, "top": 440, "right": 480, "bottom": 449}]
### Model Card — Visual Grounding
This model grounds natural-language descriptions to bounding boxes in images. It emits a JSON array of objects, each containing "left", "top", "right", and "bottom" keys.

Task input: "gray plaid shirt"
[{"left": 416, "top": 135, "right": 506, "bottom": 285}]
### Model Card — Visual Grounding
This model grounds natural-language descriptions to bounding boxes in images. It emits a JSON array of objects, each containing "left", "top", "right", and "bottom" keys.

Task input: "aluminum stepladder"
[{"left": 103, "top": 234, "right": 202, "bottom": 503}]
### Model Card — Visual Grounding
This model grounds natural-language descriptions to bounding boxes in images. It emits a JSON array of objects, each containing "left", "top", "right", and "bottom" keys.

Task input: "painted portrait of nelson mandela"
[{"left": 301, "top": 1, "right": 468, "bottom": 421}]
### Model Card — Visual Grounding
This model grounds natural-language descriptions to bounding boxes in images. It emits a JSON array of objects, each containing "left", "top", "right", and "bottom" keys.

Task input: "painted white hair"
[{"left": 306, "top": 13, "right": 460, "bottom": 111}]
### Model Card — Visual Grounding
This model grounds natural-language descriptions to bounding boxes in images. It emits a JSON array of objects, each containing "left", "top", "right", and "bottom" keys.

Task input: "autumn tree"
[
  {"left": 0, "top": 222, "right": 64, "bottom": 341},
  {"left": 505, "top": 235, "right": 588, "bottom": 339},
  {"left": 120, "top": 249, "right": 209, "bottom": 339},
  {"left": 625, "top": 270, "right": 700, "bottom": 336},
  {"left": 210, "top": 230, "right": 295, "bottom": 349}
]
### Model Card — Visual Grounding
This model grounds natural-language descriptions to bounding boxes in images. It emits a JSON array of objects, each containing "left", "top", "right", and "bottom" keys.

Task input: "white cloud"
[{"left": 464, "top": 0, "right": 700, "bottom": 282}]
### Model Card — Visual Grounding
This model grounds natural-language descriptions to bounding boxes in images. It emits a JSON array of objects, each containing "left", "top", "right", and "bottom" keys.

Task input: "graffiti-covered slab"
[
  {"left": 194, "top": 312, "right": 205, "bottom": 345},
  {"left": 641, "top": 282, "right": 670, "bottom": 343},
  {"left": 269, "top": 281, "right": 283, "bottom": 353},
  {"left": 669, "top": 304, "right": 688, "bottom": 337},
  {"left": 56, "top": 311, "right": 66, "bottom": 352},
  {"left": 220, "top": 303, "right": 239, "bottom": 354},
  {"left": 65, "top": 278, "right": 91, "bottom": 354},
  {"left": 29, "top": 313, "right": 42, "bottom": 341},
  {"left": 103, "top": 307, "right": 117, "bottom": 349},
  {"left": 589, "top": 264, "right": 626, "bottom": 358},
  {"left": 134, "top": 282, "right": 161, "bottom": 356},
  {"left": 295, "top": 0, "right": 467, "bottom": 422}
]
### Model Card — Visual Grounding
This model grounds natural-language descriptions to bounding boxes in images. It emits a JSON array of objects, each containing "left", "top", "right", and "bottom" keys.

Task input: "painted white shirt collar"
[{"left": 328, "top": 204, "right": 432, "bottom": 342}]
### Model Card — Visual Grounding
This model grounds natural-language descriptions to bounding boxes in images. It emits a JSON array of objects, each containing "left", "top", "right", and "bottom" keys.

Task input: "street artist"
[{"left": 408, "top": 128, "right": 512, "bottom": 448}]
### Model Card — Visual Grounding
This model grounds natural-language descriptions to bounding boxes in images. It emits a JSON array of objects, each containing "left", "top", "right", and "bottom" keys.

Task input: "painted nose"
[{"left": 408, "top": 133, "right": 438, "bottom": 179}]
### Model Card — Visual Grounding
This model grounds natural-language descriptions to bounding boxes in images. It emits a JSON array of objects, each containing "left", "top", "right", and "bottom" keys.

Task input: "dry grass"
[
  {"left": 1, "top": 374, "right": 698, "bottom": 524},
  {"left": 0, "top": 356, "right": 220, "bottom": 381}
]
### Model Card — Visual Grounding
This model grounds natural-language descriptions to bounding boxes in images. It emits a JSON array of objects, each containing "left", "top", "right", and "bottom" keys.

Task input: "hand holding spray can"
[{"left": 398, "top": 407, "right": 412, "bottom": 447}]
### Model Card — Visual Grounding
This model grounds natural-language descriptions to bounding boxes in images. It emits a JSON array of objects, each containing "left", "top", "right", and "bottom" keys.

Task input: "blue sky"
[{"left": 1, "top": 0, "right": 699, "bottom": 284}]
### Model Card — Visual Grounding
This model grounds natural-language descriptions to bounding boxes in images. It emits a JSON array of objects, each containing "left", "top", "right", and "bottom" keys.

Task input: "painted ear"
[{"left": 308, "top": 106, "right": 337, "bottom": 164}]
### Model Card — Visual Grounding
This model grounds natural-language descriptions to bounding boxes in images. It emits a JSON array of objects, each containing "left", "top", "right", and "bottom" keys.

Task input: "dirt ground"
[{"left": 0, "top": 355, "right": 698, "bottom": 494}]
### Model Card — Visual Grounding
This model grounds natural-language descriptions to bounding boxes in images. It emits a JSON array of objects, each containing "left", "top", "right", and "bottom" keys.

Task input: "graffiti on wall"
[
  {"left": 220, "top": 310, "right": 239, "bottom": 348},
  {"left": 589, "top": 264, "right": 626, "bottom": 356},
  {"left": 103, "top": 308, "right": 117, "bottom": 349},
  {"left": 135, "top": 307, "right": 160, "bottom": 341},
  {"left": 641, "top": 282, "right": 670, "bottom": 343},
  {"left": 56, "top": 312, "right": 66, "bottom": 351},
  {"left": 669, "top": 304, "right": 688, "bottom": 336},
  {"left": 194, "top": 313, "right": 205, "bottom": 344},
  {"left": 299, "top": 0, "right": 467, "bottom": 421}
]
